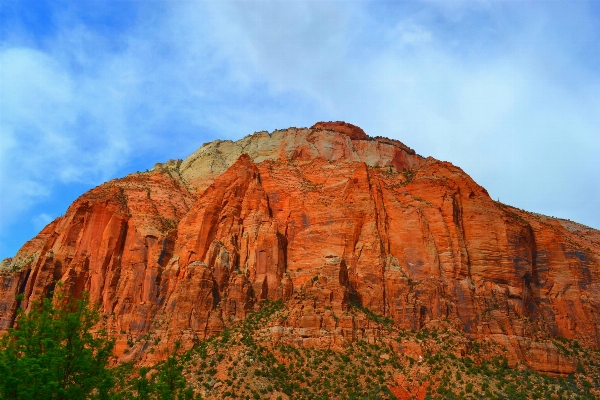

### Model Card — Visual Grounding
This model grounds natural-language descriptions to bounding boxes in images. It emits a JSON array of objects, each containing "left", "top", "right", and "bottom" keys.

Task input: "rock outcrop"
[{"left": 1, "top": 122, "right": 599, "bottom": 373}]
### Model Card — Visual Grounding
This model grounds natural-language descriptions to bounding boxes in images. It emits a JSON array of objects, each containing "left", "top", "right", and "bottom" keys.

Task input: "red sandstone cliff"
[{"left": 1, "top": 122, "right": 599, "bottom": 373}]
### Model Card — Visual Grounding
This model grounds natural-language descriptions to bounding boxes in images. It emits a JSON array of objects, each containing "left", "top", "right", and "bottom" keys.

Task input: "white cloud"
[
  {"left": 1, "top": 49, "right": 71, "bottom": 225},
  {"left": 0, "top": 45, "right": 132, "bottom": 228},
  {"left": 31, "top": 213, "right": 53, "bottom": 232},
  {"left": 188, "top": 1, "right": 599, "bottom": 226},
  {"left": 1, "top": 0, "right": 599, "bottom": 257}
]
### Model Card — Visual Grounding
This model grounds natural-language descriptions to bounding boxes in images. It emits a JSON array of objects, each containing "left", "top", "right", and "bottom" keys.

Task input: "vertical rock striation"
[{"left": 1, "top": 122, "right": 598, "bottom": 373}]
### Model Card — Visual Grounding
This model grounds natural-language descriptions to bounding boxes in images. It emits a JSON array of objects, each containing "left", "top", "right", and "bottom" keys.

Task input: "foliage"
[
  {"left": 151, "top": 342, "right": 194, "bottom": 400},
  {"left": 0, "top": 287, "right": 195, "bottom": 399},
  {"left": 349, "top": 299, "right": 394, "bottom": 326},
  {"left": 401, "top": 168, "right": 416, "bottom": 183},
  {"left": 119, "top": 346, "right": 194, "bottom": 400},
  {"left": 3, "top": 291, "right": 599, "bottom": 399},
  {"left": 169, "top": 302, "right": 600, "bottom": 399},
  {"left": 0, "top": 287, "right": 114, "bottom": 400}
]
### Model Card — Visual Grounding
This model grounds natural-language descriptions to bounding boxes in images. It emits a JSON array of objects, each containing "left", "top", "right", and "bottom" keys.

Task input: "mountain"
[{"left": 1, "top": 122, "right": 599, "bottom": 396}]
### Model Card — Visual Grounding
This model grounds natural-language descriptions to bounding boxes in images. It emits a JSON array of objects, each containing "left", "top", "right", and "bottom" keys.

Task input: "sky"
[{"left": 1, "top": 0, "right": 599, "bottom": 260}]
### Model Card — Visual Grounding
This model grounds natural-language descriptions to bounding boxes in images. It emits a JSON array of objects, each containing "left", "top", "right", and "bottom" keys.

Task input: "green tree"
[
  {"left": 153, "top": 342, "right": 194, "bottom": 400},
  {"left": 0, "top": 287, "right": 115, "bottom": 399},
  {"left": 129, "top": 367, "right": 153, "bottom": 400}
]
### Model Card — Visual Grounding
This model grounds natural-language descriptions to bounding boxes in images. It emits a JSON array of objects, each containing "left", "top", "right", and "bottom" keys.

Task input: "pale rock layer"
[{"left": 1, "top": 122, "right": 598, "bottom": 374}]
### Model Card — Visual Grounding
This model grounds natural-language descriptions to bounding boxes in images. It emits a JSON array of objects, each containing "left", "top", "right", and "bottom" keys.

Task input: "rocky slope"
[
  {"left": 1, "top": 122, "right": 599, "bottom": 375},
  {"left": 168, "top": 300, "right": 600, "bottom": 399}
]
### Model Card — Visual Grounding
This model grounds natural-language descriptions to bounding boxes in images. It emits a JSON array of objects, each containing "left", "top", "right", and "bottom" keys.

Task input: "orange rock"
[
  {"left": 1, "top": 123, "right": 598, "bottom": 375},
  {"left": 310, "top": 121, "right": 369, "bottom": 140}
]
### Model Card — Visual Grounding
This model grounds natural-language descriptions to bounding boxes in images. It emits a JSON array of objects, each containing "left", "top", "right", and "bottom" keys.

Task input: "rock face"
[{"left": 1, "top": 122, "right": 599, "bottom": 373}]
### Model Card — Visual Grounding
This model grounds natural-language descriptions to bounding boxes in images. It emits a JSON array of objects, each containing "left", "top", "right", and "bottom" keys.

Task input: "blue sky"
[{"left": 1, "top": 0, "right": 599, "bottom": 260}]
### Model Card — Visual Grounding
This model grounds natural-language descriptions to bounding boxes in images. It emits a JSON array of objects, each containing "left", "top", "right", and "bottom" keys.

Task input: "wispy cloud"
[
  {"left": 1, "top": 0, "right": 599, "bottom": 258},
  {"left": 31, "top": 213, "right": 53, "bottom": 232}
]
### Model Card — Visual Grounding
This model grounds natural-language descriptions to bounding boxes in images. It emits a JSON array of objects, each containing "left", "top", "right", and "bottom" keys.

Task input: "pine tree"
[
  {"left": 0, "top": 286, "right": 115, "bottom": 399},
  {"left": 153, "top": 342, "right": 194, "bottom": 400}
]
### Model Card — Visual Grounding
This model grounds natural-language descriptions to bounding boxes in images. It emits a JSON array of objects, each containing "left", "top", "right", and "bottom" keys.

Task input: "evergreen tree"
[
  {"left": 115, "top": 342, "right": 195, "bottom": 400},
  {"left": 0, "top": 287, "right": 114, "bottom": 400},
  {"left": 149, "top": 342, "right": 193, "bottom": 400}
]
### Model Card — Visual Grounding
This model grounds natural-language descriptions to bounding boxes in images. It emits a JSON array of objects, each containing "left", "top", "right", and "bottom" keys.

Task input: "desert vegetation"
[{"left": 1, "top": 291, "right": 599, "bottom": 399}]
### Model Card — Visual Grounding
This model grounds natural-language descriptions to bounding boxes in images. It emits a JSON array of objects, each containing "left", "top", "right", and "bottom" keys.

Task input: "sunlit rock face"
[
  {"left": 178, "top": 122, "right": 422, "bottom": 193},
  {"left": 1, "top": 122, "right": 598, "bottom": 372}
]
